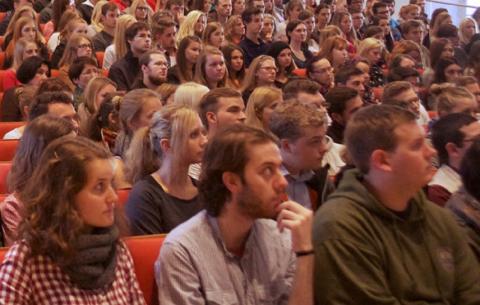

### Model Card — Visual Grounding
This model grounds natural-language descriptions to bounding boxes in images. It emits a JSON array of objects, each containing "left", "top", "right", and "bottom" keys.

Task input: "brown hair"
[
  {"left": 269, "top": 102, "right": 326, "bottom": 142},
  {"left": 8, "top": 115, "right": 75, "bottom": 193},
  {"left": 198, "top": 87, "right": 242, "bottom": 128},
  {"left": 382, "top": 81, "right": 413, "bottom": 103},
  {"left": 345, "top": 105, "right": 416, "bottom": 173},
  {"left": 198, "top": 124, "right": 277, "bottom": 216},
  {"left": 19, "top": 137, "right": 112, "bottom": 265}
]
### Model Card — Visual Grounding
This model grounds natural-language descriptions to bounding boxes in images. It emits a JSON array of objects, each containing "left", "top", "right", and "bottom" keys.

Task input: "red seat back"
[
  {"left": 116, "top": 188, "right": 131, "bottom": 209},
  {"left": 0, "top": 161, "right": 12, "bottom": 194},
  {"left": 0, "top": 70, "right": 5, "bottom": 92},
  {"left": 124, "top": 234, "right": 165, "bottom": 305},
  {"left": 0, "top": 122, "right": 24, "bottom": 139},
  {"left": 0, "top": 140, "right": 19, "bottom": 161}
]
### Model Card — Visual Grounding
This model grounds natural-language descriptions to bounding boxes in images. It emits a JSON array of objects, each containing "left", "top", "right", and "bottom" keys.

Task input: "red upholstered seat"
[
  {"left": 124, "top": 234, "right": 165, "bottom": 305},
  {"left": 0, "top": 122, "right": 24, "bottom": 139},
  {"left": 0, "top": 140, "right": 19, "bottom": 161}
]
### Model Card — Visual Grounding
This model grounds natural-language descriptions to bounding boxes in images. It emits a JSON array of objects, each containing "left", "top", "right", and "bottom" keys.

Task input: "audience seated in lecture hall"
[{"left": 0, "top": 1, "right": 478, "bottom": 304}]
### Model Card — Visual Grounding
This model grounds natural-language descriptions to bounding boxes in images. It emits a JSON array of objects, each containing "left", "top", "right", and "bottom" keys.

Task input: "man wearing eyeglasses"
[
  {"left": 306, "top": 56, "right": 334, "bottom": 96},
  {"left": 133, "top": 51, "right": 169, "bottom": 90}
]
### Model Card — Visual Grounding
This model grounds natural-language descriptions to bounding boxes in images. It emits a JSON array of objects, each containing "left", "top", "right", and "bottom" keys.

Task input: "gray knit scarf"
[{"left": 64, "top": 226, "right": 119, "bottom": 290}]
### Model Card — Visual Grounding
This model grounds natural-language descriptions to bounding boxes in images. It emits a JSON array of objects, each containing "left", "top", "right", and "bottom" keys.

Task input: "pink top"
[{"left": 0, "top": 193, "right": 23, "bottom": 246}]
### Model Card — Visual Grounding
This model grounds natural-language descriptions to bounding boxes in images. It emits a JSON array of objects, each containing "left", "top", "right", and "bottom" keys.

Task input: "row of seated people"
[
  {"left": 0, "top": 0, "right": 478, "bottom": 303},
  {"left": 0, "top": 96, "right": 480, "bottom": 303}
]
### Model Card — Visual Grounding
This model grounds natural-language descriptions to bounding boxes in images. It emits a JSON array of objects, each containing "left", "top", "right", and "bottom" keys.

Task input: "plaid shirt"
[{"left": 0, "top": 240, "right": 146, "bottom": 305}]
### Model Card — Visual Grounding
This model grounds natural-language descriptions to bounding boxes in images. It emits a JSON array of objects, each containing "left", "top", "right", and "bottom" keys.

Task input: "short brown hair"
[
  {"left": 283, "top": 79, "right": 321, "bottom": 100},
  {"left": 269, "top": 102, "right": 326, "bottom": 142},
  {"left": 345, "top": 105, "right": 416, "bottom": 173},
  {"left": 382, "top": 81, "right": 413, "bottom": 104},
  {"left": 198, "top": 124, "right": 277, "bottom": 217},
  {"left": 198, "top": 87, "right": 242, "bottom": 128},
  {"left": 401, "top": 19, "right": 424, "bottom": 34}
]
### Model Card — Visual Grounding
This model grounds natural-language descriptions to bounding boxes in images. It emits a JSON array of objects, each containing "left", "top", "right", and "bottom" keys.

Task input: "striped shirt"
[{"left": 155, "top": 210, "right": 296, "bottom": 305}]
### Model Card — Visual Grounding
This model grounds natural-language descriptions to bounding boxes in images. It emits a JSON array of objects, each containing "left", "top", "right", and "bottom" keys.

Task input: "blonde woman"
[
  {"left": 50, "top": 18, "right": 89, "bottom": 69},
  {"left": 127, "top": 0, "right": 153, "bottom": 25},
  {"left": 124, "top": 105, "right": 207, "bottom": 235},
  {"left": 317, "top": 25, "right": 343, "bottom": 46},
  {"left": 459, "top": 17, "right": 478, "bottom": 48},
  {"left": 2, "top": 5, "right": 37, "bottom": 49},
  {"left": 46, "top": 10, "right": 81, "bottom": 52},
  {"left": 176, "top": 10, "right": 207, "bottom": 47},
  {"left": 241, "top": 55, "right": 277, "bottom": 101},
  {"left": 103, "top": 15, "right": 137, "bottom": 70},
  {"left": 358, "top": 38, "right": 387, "bottom": 87},
  {"left": 202, "top": 22, "right": 225, "bottom": 48},
  {"left": 78, "top": 77, "right": 117, "bottom": 136},
  {"left": 88, "top": 0, "right": 109, "bottom": 35},
  {"left": 114, "top": 89, "right": 163, "bottom": 158},
  {"left": 245, "top": 86, "right": 283, "bottom": 131},
  {"left": 57, "top": 34, "right": 96, "bottom": 91},
  {"left": 3, "top": 16, "right": 48, "bottom": 69},
  {"left": 430, "top": 84, "right": 477, "bottom": 118},
  {"left": 174, "top": 82, "right": 209, "bottom": 110},
  {"left": 194, "top": 46, "right": 228, "bottom": 89},
  {"left": 224, "top": 15, "right": 245, "bottom": 45},
  {"left": 3, "top": 38, "right": 40, "bottom": 92}
]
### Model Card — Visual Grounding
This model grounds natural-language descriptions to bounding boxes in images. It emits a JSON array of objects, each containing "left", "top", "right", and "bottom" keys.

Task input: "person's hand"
[{"left": 276, "top": 201, "right": 313, "bottom": 253}]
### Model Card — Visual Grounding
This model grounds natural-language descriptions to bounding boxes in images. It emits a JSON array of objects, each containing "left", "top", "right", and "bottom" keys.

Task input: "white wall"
[{"left": 394, "top": 0, "right": 478, "bottom": 25}]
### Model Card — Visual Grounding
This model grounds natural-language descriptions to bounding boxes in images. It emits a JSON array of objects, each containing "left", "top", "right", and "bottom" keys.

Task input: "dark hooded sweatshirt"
[{"left": 313, "top": 169, "right": 480, "bottom": 305}]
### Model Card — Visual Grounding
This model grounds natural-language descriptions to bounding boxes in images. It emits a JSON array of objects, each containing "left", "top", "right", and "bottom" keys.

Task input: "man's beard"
[
  {"left": 148, "top": 75, "right": 166, "bottom": 86},
  {"left": 237, "top": 183, "right": 278, "bottom": 220}
]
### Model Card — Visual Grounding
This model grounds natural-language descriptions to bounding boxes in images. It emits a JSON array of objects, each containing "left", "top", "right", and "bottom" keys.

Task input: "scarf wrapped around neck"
[{"left": 63, "top": 226, "right": 119, "bottom": 290}]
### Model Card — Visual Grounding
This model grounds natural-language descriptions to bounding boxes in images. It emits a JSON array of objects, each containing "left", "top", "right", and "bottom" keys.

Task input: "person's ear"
[
  {"left": 206, "top": 111, "right": 217, "bottom": 126},
  {"left": 370, "top": 149, "right": 393, "bottom": 172},
  {"left": 159, "top": 138, "right": 171, "bottom": 153},
  {"left": 222, "top": 171, "right": 241, "bottom": 194},
  {"left": 279, "top": 138, "right": 292, "bottom": 153},
  {"left": 445, "top": 142, "right": 461, "bottom": 158},
  {"left": 141, "top": 64, "right": 148, "bottom": 74}
]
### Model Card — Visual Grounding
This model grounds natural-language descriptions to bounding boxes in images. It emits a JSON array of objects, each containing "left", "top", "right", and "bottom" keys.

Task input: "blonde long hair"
[
  {"left": 58, "top": 34, "right": 95, "bottom": 67},
  {"left": 124, "top": 105, "right": 200, "bottom": 184},
  {"left": 113, "top": 15, "right": 137, "bottom": 62},
  {"left": 176, "top": 10, "right": 205, "bottom": 47},
  {"left": 6, "top": 16, "right": 46, "bottom": 60},
  {"left": 241, "top": 55, "right": 275, "bottom": 92},
  {"left": 245, "top": 86, "right": 283, "bottom": 131},
  {"left": 90, "top": 0, "right": 109, "bottom": 33}
]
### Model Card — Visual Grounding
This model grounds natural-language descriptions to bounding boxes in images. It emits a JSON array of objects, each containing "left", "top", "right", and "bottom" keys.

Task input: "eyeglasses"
[
  {"left": 312, "top": 67, "right": 333, "bottom": 74},
  {"left": 136, "top": 6, "right": 149, "bottom": 10},
  {"left": 259, "top": 66, "right": 277, "bottom": 72},
  {"left": 77, "top": 43, "right": 92, "bottom": 49}
]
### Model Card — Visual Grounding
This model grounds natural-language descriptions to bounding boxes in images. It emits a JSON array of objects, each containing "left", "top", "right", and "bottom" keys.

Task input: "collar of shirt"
[
  {"left": 206, "top": 214, "right": 256, "bottom": 259},
  {"left": 280, "top": 165, "right": 314, "bottom": 183}
]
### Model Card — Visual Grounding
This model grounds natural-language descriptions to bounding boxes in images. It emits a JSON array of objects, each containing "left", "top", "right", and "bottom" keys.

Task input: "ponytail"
[{"left": 124, "top": 126, "right": 160, "bottom": 184}]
